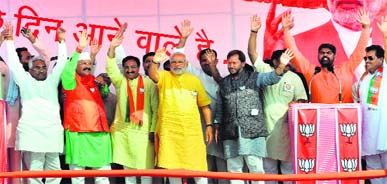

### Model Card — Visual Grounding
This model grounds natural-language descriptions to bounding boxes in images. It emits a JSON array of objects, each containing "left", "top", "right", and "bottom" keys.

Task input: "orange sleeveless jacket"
[{"left": 63, "top": 74, "right": 109, "bottom": 132}]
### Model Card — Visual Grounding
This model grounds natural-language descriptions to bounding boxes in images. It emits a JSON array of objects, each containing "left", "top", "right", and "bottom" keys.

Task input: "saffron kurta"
[
  {"left": 106, "top": 57, "right": 158, "bottom": 169},
  {"left": 284, "top": 24, "right": 370, "bottom": 103},
  {"left": 156, "top": 70, "right": 210, "bottom": 171}
]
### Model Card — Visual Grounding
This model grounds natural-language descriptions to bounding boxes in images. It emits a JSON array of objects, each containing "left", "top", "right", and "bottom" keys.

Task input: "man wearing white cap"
[{"left": 61, "top": 30, "right": 112, "bottom": 184}]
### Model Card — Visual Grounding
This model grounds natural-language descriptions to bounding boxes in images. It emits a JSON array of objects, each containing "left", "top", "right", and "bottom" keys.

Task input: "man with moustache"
[
  {"left": 172, "top": 19, "right": 227, "bottom": 184},
  {"left": 282, "top": 9, "right": 371, "bottom": 103},
  {"left": 213, "top": 49, "right": 292, "bottom": 184},
  {"left": 264, "top": 0, "right": 386, "bottom": 67},
  {"left": 149, "top": 48, "right": 213, "bottom": 184},
  {"left": 356, "top": 17, "right": 387, "bottom": 184},
  {"left": 61, "top": 30, "right": 111, "bottom": 184},
  {"left": 2, "top": 23, "right": 68, "bottom": 184},
  {"left": 106, "top": 30, "right": 158, "bottom": 184}
]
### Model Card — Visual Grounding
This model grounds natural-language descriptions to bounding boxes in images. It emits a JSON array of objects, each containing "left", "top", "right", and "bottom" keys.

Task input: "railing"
[{"left": 1, "top": 169, "right": 387, "bottom": 182}]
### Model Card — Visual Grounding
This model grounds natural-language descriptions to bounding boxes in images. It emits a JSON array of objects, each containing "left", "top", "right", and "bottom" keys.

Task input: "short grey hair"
[
  {"left": 28, "top": 56, "right": 46, "bottom": 69},
  {"left": 170, "top": 52, "right": 187, "bottom": 62}
]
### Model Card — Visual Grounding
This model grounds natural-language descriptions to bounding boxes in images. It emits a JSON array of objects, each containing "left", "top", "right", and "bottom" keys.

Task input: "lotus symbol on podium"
[
  {"left": 298, "top": 158, "right": 315, "bottom": 174},
  {"left": 340, "top": 123, "right": 356, "bottom": 144},
  {"left": 299, "top": 123, "right": 315, "bottom": 144},
  {"left": 341, "top": 158, "right": 358, "bottom": 172}
]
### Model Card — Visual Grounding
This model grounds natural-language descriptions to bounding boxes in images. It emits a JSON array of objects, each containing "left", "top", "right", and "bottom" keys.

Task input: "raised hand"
[
  {"left": 110, "top": 28, "right": 124, "bottom": 48},
  {"left": 205, "top": 49, "right": 216, "bottom": 65},
  {"left": 281, "top": 11, "right": 294, "bottom": 31},
  {"left": 2, "top": 22, "right": 14, "bottom": 38},
  {"left": 357, "top": 9, "right": 370, "bottom": 28},
  {"left": 77, "top": 29, "right": 89, "bottom": 50},
  {"left": 377, "top": 16, "right": 387, "bottom": 36},
  {"left": 90, "top": 39, "right": 101, "bottom": 55},
  {"left": 263, "top": 0, "right": 292, "bottom": 59},
  {"left": 57, "top": 27, "right": 66, "bottom": 43},
  {"left": 20, "top": 27, "right": 33, "bottom": 38},
  {"left": 153, "top": 48, "right": 169, "bottom": 64},
  {"left": 180, "top": 19, "right": 193, "bottom": 39},
  {"left": 250, "top": 14, "right": 262, "bottom": 32},
  {"left": 280, "top": 48, "right": 294, "bottom": 66}
]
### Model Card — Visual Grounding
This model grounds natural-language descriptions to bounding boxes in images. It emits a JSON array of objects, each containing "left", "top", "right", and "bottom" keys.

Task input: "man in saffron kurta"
[
  {"left": 282, "top": 10, "right": 371, "bottom": 103},
  {"left": 61, "top": 30, "right": 111, "bottom": 184},
  {"left": 106, "top": 32, "right": 158, "bottom": 184},
  {"left": 149, "top": 49, "right": 213, "bottom": 184}
]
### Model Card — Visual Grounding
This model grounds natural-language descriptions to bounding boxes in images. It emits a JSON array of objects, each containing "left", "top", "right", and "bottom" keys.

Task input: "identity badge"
[
  {"left": 251, "top": 109, "right": 259, "bottom": 116},
  {"left": 192, "top": 91, "right": 198, "bottom": 96}
]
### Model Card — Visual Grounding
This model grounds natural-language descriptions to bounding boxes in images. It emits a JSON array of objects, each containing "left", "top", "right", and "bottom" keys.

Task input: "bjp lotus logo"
[
  {"left": 341, "top": 158, "right": 358, "bottom": 172},
  {"left": 340, "top": 123, "right": 356, "bottom": 144},
  {"left": 298, "top": 158, "right": 315, "bottom": 174},
  {"left": 299, "top": 123, "right": 315, "bottom": 144}
]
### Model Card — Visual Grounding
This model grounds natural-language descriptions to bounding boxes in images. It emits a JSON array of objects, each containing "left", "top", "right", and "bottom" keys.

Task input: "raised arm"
[
  {"left": 282, "top": 12, "right": 315, "bottom": 79},
  {"left": 347, "top": 9, "right": 371, "bottom": 71},
  {"left": 61, "top": 30, "right": 89, "bottom": 90},
  {"left": 50, "top": 27, "right": 68, "bottom": 83},
  {"left": 377, "top": 16, "right": 387, "bottom": 61},
  {"left": 2, "top": 22, "right": 29, "bottom": 84},
  {"left": 21, "top": 27, "right": 50, "bottom": 67},
  {"left": 204, "top": 49, "right": 222, "bottom": 83},
  {"left": 256, "top": 49, "right": 294, "bottom": 87},
  {"left": 106, "top": 26, "right": 125, "bottom": 86},
  {"left": 149, "top": 48, "right": 168, "bottom": 83},
  {"left": 176, "top": 19, "right": 193, "bottom": 49},
  {"left": 248, "top": 14, "right": 262, "bottom": 64}
]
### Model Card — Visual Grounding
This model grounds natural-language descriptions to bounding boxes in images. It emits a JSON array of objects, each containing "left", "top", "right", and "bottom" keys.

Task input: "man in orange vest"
[{"left": 61, "top": 30, "right": 112, "bottom": 184}]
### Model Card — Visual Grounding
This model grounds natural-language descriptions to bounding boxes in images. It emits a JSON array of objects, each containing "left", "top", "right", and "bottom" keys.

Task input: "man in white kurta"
[
  {"left": 248, "top": 16, "right": 307, "bottom": 182},
  {"left": 3, "top": 24, "right": 67, "bottom": 184},
  {"left": 358, "top": 43, "right": 387, "bottom": 183}
]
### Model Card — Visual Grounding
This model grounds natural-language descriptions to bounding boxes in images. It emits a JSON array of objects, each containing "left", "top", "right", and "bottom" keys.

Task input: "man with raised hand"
[
  {"left": 2, "top": 22, "right": 67, "bottom": 184},
  {"left": 106, "top": 25, "right": 158, "bottom": 184},
  {"left": 214, "top": 48, "right": 293, "bottom": 184},
  {"left": 61, "top": 30, "right": 111, "bottom": 184},
  {"left": 149, "top": 47, "right": 213, "bottom": 184},
  {"left": 248, "top": 14, "right": 307, "bottom": 184}
]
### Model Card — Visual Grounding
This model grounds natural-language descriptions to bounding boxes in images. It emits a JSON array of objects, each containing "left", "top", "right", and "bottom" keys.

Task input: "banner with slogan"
[
  {"left": 336, "top": 107, "right": 361, "bottom": 184},
  {"left": 295, "top": 108, "right": 318, "bottom": 184}
]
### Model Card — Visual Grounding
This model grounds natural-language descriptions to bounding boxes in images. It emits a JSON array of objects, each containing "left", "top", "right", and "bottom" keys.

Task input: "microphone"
[
  {"left": 328, "top": 67, "right": 342, "bottom": 103},
  {"left": 308, "top": 66, "right": 321, "bottom": 103}
]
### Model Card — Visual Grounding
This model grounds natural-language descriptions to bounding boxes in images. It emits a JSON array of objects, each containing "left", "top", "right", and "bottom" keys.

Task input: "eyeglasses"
[{"left": 363, "top": 56, "right": 376, "bottom": 61}]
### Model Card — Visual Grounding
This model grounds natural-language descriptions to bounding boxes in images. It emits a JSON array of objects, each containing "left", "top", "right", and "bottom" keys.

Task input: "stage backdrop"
[{"left": 0, "top": 0, "right": 331, "bottom": 76}]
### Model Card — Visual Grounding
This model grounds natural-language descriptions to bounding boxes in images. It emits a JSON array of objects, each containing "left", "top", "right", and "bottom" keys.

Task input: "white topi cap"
[{"left": 79, "top": 52, "right": 91, "bottom": 61}]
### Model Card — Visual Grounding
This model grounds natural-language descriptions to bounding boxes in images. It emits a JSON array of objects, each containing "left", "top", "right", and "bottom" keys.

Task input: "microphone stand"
[{"left": 309, "top": 67, "right": 321, "bottom": 103}]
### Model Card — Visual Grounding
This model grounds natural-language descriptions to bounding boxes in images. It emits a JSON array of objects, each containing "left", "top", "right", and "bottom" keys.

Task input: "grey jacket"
[{"left": 215, "top": 69, "right": 281, "bottom": 140}]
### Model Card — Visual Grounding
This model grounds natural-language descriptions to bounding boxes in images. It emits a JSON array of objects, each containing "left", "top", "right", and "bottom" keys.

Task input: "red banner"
[
  {"left": 296, "top": 108, "right": 318, "bottom": 184},
  {"left": 0, "top": 100, "right": 7, "bottom": 184},
  {"left": 337, "top": 108, "right": 361, "bottom": 184}
]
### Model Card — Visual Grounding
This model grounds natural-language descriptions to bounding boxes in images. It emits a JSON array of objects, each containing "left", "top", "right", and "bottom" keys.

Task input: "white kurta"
[
  {"left": 5, "top": 40, "right": 67, "bottom": 153},
  {"left": 360, "top": 62, "right": 387, "bottom": 156}
]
